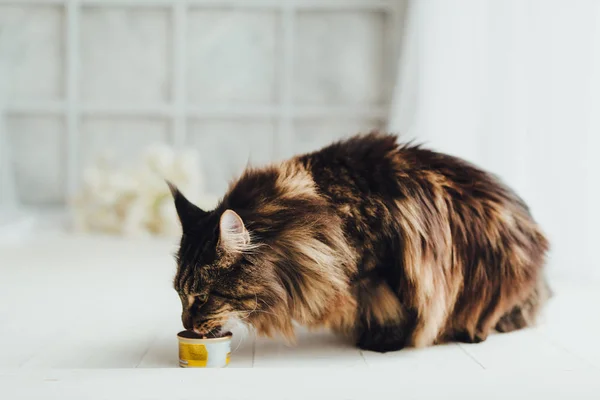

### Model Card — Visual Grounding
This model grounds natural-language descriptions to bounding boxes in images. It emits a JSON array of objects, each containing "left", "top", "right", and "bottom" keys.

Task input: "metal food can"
[{"left": 177, "top": 331, "right": 232, "bottom": 368}]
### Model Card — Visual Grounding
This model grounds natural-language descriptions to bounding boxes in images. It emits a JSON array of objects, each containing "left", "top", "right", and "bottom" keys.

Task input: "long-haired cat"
[{"left": 169, "top": 132, "right": 550, "bottom": 352}]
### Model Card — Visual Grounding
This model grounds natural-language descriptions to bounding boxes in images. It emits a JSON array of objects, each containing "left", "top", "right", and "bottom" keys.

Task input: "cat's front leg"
[{"left": 353, "top": 281, "right": 413, "bottom": 353}]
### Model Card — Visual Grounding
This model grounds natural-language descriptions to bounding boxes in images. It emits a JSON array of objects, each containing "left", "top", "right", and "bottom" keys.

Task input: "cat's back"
[
  {"left": 298, "top": 132, "right": 526, "bottom": 213},
  {"left": 297, "top": 132, "right": 407, "bottom": 201}
]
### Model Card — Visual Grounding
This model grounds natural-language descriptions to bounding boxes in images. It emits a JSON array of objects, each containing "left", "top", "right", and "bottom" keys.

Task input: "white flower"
[{"left": 71, "top": 144, "right": 207, "bottom": 237}]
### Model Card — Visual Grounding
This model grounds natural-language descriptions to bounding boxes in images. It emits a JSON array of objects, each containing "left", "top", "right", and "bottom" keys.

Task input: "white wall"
[{"left": 0, "top": 0, "right": 405, "bottom": 205}]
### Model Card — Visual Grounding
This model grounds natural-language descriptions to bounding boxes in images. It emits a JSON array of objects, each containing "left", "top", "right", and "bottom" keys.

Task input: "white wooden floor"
[{"left": 1, "top": 230, "right": 599, "bottom": 398}]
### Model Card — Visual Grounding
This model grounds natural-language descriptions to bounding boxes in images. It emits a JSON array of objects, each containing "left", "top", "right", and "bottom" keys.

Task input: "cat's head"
[{"left": 167, "top": 182, "right": 290, "bottom": 338}]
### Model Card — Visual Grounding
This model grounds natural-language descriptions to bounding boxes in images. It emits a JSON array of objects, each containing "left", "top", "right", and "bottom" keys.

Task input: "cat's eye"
[{"left": 197, "top": 293, "right": 208, "bottom": 303}]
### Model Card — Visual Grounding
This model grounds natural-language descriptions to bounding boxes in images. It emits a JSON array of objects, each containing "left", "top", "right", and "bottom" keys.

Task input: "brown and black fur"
[{"left": 170, "top": 132, "right": 550, "bottom": 352}]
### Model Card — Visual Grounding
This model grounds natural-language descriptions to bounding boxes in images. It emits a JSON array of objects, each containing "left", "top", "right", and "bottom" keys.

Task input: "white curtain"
[{"left": 389, "top": 0, "right": 600, "bottom": 281}]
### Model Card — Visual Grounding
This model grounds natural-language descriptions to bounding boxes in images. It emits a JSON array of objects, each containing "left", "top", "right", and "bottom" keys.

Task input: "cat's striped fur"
[{"left": 170, "top": 132, "right": 550, "bottom": 352}]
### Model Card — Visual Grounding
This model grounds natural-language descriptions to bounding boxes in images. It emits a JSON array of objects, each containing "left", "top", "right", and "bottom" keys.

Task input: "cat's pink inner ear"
[
  {"left": 219, "top": 210, "right": 250, "bottom": 251},
  {"left": 221, "top": 210, "right": 244, "bottom": 233}
]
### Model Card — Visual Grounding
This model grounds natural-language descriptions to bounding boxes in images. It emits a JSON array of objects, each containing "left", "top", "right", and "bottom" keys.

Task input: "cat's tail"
[{"left": 495, "top": 276, "right": 552, "bottom": 333}]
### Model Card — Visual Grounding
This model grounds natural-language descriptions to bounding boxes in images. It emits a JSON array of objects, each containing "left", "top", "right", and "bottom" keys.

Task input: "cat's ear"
[
  {"left": 166, "top": 180, "right": 207, "bottom": 232},
  {"left": 219, "top": 209, "right": 251, "bottom": 253}
]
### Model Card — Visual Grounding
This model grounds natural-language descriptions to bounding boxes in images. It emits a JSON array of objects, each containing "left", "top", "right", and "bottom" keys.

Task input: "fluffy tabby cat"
[{"left": 169, "top": 132, "right": 550, "bottom": 352}]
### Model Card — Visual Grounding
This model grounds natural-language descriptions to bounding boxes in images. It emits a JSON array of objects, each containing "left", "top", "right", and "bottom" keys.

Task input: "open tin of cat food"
[{"left": 177, "top": 330, "right": 232, "bottom": 368}]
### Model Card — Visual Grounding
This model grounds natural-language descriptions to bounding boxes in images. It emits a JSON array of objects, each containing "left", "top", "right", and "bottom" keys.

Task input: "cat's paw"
[
  {"left": 356, "top": 334, "right": 406, "bottom": 353},
  {"left": 452, "top": 330, "right": 487, "bottom": 344}
]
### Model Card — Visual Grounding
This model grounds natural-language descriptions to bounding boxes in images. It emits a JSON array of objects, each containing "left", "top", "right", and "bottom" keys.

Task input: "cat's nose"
[{"left": 182, "top": 313, "right": 193, "bottom": 330}]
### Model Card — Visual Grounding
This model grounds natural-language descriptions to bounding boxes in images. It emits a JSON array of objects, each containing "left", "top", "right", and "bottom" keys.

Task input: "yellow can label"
[{"left": 179, "top": 343, "right": 208, "bottom": 367}]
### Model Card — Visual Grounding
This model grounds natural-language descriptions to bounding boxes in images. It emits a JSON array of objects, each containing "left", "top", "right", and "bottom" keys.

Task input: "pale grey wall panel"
[
  {"left": 80, "top": 7, "right": 171, "bottom": 103},
  {"left": 187, "top": 9, "right": 278, "bottom": 104},
  {"left": 188, "top": 119, "right": 274, "bottom": 194},
  {"left": 0, "top": 5, "right": 64, "bottom": 102},
  {"left": 294, "top": 11, "right": 385, "bottom": 106},
  {"left": 2, "top": 1, "right": 398, "bottom": 206},
  {"left": 79, "top": 117, "right": 170, "bottom": 168},
  {"left": 7, "top": 116, "right": 65, "bottom": 205}
]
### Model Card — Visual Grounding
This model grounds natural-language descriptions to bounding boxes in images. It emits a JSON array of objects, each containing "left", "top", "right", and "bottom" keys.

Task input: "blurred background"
[{"left": 1, "top": 0, "right": 599, "bottom": 283}]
